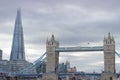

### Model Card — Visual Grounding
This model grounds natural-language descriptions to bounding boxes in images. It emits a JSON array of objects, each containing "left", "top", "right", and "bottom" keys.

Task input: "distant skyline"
[{"left": 0, "top": 0, "right": 120, "bottom": 73}]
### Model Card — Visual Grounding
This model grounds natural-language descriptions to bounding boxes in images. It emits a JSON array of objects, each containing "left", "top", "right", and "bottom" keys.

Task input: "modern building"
[
  {"left": 9, "top": 9, "right": 32, "bottom": 74},
  {"left": 65, "top": 61, "right": 70, "bottom": 70},
  {"left": 10, "top": 9, "right": 25, "bottom": 61},
  {"left": 36, "top": 62, "right": 46, "bottom": 74},
  {"left": 0, "top": 49, "right": 2, "bottom": 60},
  {"left": 65, "top": 61, "right": 77, "bottom": 73},
  {"left": 0, "top": 60, "right": 9, "bottom": 73},
  {"left": 59, "top": 63, "right": 67, "bottom": 73},
  {"left": 0, "top": 49, "right": 9, "bottom": 74}
]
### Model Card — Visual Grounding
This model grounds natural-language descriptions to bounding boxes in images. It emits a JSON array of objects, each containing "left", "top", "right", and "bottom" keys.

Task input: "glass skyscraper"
[
  {"left": 9, "top": 9, "right": 32, "bottom": 73},
  {"left": 10, "top": 9, "right": 25, "bottom": 60}
]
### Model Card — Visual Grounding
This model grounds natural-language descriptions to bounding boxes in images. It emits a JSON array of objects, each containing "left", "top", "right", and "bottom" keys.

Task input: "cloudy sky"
[{"left": 0, "top": 0, "right": 120, "bottom": 73}]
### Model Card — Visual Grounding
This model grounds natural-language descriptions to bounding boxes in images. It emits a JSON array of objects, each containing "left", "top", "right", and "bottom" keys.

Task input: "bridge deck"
[{"left": 56, "top": 46, "right": 104, "bottom": 52}]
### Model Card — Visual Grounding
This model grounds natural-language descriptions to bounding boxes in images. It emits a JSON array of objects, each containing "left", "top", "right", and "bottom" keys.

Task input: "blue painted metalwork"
[
  {"left": 33, "top": 52, "right": 46, "bottom": 65},
  {"left": 56, "top": 46, "right": 104, "bottom": 52},
  {"left": 115, "top": 51, "right": 120, "bottom": 57},
  {"left": 19, "top": 52, "right": 46, "bottom": 74}
]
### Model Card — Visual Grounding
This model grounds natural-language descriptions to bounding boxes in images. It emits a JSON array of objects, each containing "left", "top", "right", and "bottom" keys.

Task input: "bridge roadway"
[
  {"left": 8, "top": 72, "right": 101, "bottom": 78},
  {"left": 55, "top": 46, "right": 104, "bottom": 52},
  {"left": 7, "top": 72, "right": 120, "bottom": 78}
]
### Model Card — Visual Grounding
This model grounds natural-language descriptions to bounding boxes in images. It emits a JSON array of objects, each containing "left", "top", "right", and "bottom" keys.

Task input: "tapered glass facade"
[{"left": 10, "top": 9, "right": 25, "bottom": 60}]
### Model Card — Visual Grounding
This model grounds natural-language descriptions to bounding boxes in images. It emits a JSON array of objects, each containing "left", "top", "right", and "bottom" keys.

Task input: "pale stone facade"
[
  {"left": 42, "top": 35, "right": 59, "bottom": 80},
  {"left": 101, "top": 33, "right": 117, "bottom": 80}
]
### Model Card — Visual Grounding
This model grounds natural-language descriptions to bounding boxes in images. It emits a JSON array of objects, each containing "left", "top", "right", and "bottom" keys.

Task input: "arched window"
[{"left": 110, "top": 77, "right": 112, "bottom": 80}]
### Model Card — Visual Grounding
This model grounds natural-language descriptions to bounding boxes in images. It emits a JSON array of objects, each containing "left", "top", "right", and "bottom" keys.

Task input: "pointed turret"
[
  {"left": 51, "top": 34, "right": 55, "bottom": 41},
  {"left": 104, "top": 32, "right": 115, "bottom": 44},
  {"left": 10, "top": 9, "right": 25, "bottom": 60},
  {"left": 108, "top": 32, "right": 111, "bottom": 39}
]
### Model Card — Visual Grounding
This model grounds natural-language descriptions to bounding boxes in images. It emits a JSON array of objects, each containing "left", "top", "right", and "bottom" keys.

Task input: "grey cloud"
[{"left": 0, "top": 0, "right": 120, "bottom": 72}]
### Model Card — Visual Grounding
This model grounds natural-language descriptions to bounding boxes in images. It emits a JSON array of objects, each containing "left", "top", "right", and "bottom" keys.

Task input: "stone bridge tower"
[
  {"left": 43, "top": 35, "right": 59, "bottom": 80},
  {"left": 101, "top": 33, "right": 117, "bottom": 80}
]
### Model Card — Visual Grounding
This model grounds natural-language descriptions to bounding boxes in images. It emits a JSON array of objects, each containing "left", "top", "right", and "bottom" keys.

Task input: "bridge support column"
[
  {"left": 101, "top": 33, "right": 117, "bottom": 80},
  {"left": 42, "top": 35, "right": 59, "bottom": 80}
]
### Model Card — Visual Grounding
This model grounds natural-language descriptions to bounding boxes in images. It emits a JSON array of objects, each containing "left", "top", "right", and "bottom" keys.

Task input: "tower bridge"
[
  {"left": 1, "top": 9, "right": 119, "bottom": 80},
  {"left": 41, "top": 33, "right": 118, "bottom": 80}
]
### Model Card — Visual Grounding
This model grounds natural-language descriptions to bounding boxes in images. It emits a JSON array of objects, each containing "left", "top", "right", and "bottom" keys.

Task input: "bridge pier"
[
  {"left": 42, "top": 35, "right": 59, "bottom": 80},
  {"left": 101, "top": 33, "right": 117, "bottom": 80}
]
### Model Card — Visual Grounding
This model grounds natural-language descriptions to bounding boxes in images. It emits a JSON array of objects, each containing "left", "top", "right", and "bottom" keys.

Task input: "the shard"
[
  {"left": 9, "top": 9, "right": 34, "bottom": 73},
  {"left": 10, "top": 9, "right": 25, "bottom": 60}
]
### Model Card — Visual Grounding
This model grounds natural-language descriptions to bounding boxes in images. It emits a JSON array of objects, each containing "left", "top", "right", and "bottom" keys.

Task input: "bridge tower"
[
  {"left": 101, "top": 33, "right": 117, "bottom": 80},
  {"left": 43, "top": 35, "right": 59, "bottom": 80}
]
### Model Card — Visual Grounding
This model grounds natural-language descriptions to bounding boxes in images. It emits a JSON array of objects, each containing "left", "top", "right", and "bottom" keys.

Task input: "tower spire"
[
  {"left": 51, "top": 34, "right": 55, "bottom": 41},
  {"left": 10, "top": 9, "right": 25, "bottom": 60},
  {"left": 108, "top": 32, "right": 111, "bottom": 39}
]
